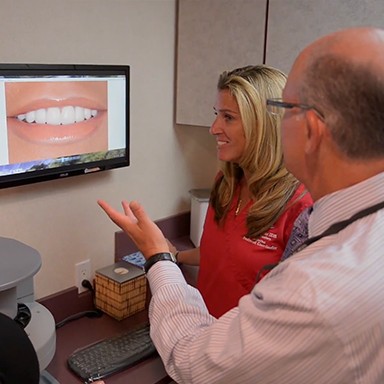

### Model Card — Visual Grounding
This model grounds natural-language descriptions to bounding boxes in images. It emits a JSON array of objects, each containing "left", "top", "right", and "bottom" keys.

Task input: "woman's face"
[
  {"left": 5, "top": 81, "right": 108, "bottom": 163},
  {"left": 210, "top": 89, "right": 246, "bottom": 163}
]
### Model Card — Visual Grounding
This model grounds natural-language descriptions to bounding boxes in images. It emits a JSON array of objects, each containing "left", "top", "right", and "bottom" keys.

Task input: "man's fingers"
[
  {"left": 129, "top": 201, "right": 153, "bottom": 227},
  {"left": 121, "top": 200, "right": 138, "bottom": 223},
  {"left": 97, "top": 199, "right": 169, "bottom": 257},
  {"left": 98, "top": 199, "right": 133, "bottom": 230},
  {"left": 97, "top": 199, "right": 118, "bottom": 219}
]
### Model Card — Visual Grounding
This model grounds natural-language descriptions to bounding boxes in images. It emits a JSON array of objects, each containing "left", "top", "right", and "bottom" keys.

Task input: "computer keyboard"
[{"left": 67, "top": 323, "right": 157, "bottom": 383}]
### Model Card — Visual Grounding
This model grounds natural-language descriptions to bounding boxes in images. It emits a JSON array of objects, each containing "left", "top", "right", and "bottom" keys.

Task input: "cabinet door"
[
  {"left": 266, "top": 0, "right": 384, "bottom": 74},
  {"left": 176, "top": 0, "right": 267, "bottom": 127}
]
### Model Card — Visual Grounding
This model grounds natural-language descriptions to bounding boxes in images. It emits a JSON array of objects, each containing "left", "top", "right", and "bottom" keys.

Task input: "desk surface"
[
  {"left": 44, "top": 224, "right": 197, "bottom": 384},
  {"left": 46, "top": 309, "right": 171, "bottom": 384}
]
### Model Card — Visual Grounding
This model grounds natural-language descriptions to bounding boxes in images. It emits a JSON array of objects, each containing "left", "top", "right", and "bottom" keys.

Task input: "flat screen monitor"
[{"left": 0, "top": 63, "right": 129, "bottom": 188}]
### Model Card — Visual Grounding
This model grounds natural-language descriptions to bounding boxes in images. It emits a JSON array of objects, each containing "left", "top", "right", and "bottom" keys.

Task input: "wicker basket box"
[{"left": 95, "top": 261, "right": 147, "bottom": 320}]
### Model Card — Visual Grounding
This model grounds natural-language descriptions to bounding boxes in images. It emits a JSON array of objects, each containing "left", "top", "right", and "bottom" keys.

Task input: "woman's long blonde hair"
[{"left": 210, "top": 65, "right": 300, "bottom": 239}]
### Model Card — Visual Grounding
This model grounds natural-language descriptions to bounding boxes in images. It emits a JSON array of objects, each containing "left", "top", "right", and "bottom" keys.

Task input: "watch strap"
[{"left": 144, "top": 252, "right": 177, "bottom": 273}]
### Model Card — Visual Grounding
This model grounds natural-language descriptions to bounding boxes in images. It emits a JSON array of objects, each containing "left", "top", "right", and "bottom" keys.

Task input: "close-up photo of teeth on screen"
[{"left": 0, "top": 70, "right": 127, "bottom": 179}]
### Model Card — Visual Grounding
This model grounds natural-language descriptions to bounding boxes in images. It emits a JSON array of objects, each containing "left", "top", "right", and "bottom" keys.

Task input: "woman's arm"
[
  {"left": 166, "top": 239, "right": 201, "bottom": 266},
  {"left": 176, "top": 247, "right": 200, "bottom": 266}
]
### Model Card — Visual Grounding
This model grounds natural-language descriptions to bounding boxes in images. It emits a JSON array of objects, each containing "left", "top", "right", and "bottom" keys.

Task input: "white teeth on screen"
[{"left": 17, "top": 106, "right": 98, "bottom": 125}]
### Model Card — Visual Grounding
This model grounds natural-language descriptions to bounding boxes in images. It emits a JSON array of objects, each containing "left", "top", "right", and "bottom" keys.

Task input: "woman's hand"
[
  {"left": 166, "top": 238, "right": 177, "bottom": 254},
  {"left": 97, "top": 199, "right": 169, "bottom": 259}
]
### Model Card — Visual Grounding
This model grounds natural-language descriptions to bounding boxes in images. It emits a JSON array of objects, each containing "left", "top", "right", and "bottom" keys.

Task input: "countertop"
[
  {"left": 44, "top": 215, "right": 197, "bottom": 384},
  {"left": 46, "top": 308, "right": 171, "bottom": 384}
]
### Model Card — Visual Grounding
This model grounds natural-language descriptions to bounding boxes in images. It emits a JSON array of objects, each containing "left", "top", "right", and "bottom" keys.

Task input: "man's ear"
[{"left": 304, "top": 110, "right": 325, "bottom": 154}]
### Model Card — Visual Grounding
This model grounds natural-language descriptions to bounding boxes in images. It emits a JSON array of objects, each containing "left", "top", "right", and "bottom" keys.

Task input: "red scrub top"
[{"left": 197, "top": 183, "right": 312, "bottom": 318}]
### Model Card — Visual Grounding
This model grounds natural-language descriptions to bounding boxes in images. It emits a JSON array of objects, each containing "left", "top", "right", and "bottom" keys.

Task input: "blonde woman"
[{"left": 173, "top": 65, "right": 312, "bottom": 317}]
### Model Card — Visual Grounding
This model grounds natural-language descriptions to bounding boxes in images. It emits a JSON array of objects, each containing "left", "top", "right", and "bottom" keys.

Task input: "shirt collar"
[{"left": 309, "top": 171, "right": 384, "bottom": 238}]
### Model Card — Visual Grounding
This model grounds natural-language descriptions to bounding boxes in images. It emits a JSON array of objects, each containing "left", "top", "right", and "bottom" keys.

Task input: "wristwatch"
[{"left": 144, "top": 252, "right": 177, "bottom": 273}]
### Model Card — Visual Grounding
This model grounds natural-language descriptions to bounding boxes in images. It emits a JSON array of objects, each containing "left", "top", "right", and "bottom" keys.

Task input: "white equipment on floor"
[{"left": 0, "top": 237, "right": 57, "bottom": 382}]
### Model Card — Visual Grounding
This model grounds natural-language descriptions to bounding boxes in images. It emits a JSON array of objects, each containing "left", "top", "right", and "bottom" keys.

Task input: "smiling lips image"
[
  {"left": 6, "top": 81, "right": 108, "bottom": 145},
  {"left": 13, "top": 103, "right": 101, "bottom": 144}
]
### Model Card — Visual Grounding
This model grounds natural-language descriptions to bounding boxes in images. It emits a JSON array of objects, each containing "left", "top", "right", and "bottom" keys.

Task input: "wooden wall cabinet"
[{"left": 177, "top": 0, "right": 384, "bottom": 127}]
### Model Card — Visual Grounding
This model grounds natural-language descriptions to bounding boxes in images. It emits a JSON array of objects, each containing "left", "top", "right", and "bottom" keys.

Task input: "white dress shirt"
[{"left": 147, "top": 172, "right": 384, "bottom": 384}]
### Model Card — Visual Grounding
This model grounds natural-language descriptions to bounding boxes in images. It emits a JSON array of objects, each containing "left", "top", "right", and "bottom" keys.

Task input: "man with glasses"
[{"left": 98, "top": 27, "right": 384, "bottom": 383}]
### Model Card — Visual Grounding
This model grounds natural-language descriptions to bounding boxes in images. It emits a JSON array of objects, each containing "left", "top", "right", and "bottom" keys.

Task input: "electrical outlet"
[{"left": 75, "top": 259, "right": 91, "bottom": 293}]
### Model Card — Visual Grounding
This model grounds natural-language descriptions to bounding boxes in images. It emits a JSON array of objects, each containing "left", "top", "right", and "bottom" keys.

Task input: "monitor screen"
[{"left": 0, "top": 63, "right": 129, "bottom": 188}]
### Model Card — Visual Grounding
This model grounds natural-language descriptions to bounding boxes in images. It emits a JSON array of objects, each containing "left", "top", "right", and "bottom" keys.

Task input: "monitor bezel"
[{"left": 0, "top": 63, "right": 130, "bottom": 189}]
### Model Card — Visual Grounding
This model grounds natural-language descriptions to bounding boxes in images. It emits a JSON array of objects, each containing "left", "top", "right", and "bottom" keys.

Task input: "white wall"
[{"left": 0, "top": 0, "right": 218, "bottom": 299}]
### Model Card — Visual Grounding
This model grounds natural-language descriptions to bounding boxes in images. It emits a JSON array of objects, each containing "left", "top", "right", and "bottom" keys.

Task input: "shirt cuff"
[{"left": 146, "top": 260, "right": 187, "bottom": 293}]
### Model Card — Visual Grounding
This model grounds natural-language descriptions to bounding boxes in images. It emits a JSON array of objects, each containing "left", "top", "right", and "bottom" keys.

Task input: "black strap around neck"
[{"left": 294, "top": 200, "right": 384, "bottom": 254}]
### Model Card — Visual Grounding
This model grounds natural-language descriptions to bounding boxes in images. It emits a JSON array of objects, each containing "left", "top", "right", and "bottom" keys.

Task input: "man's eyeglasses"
[{"left": 266, "top": 98, "right": 324, "bottom": 120}]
